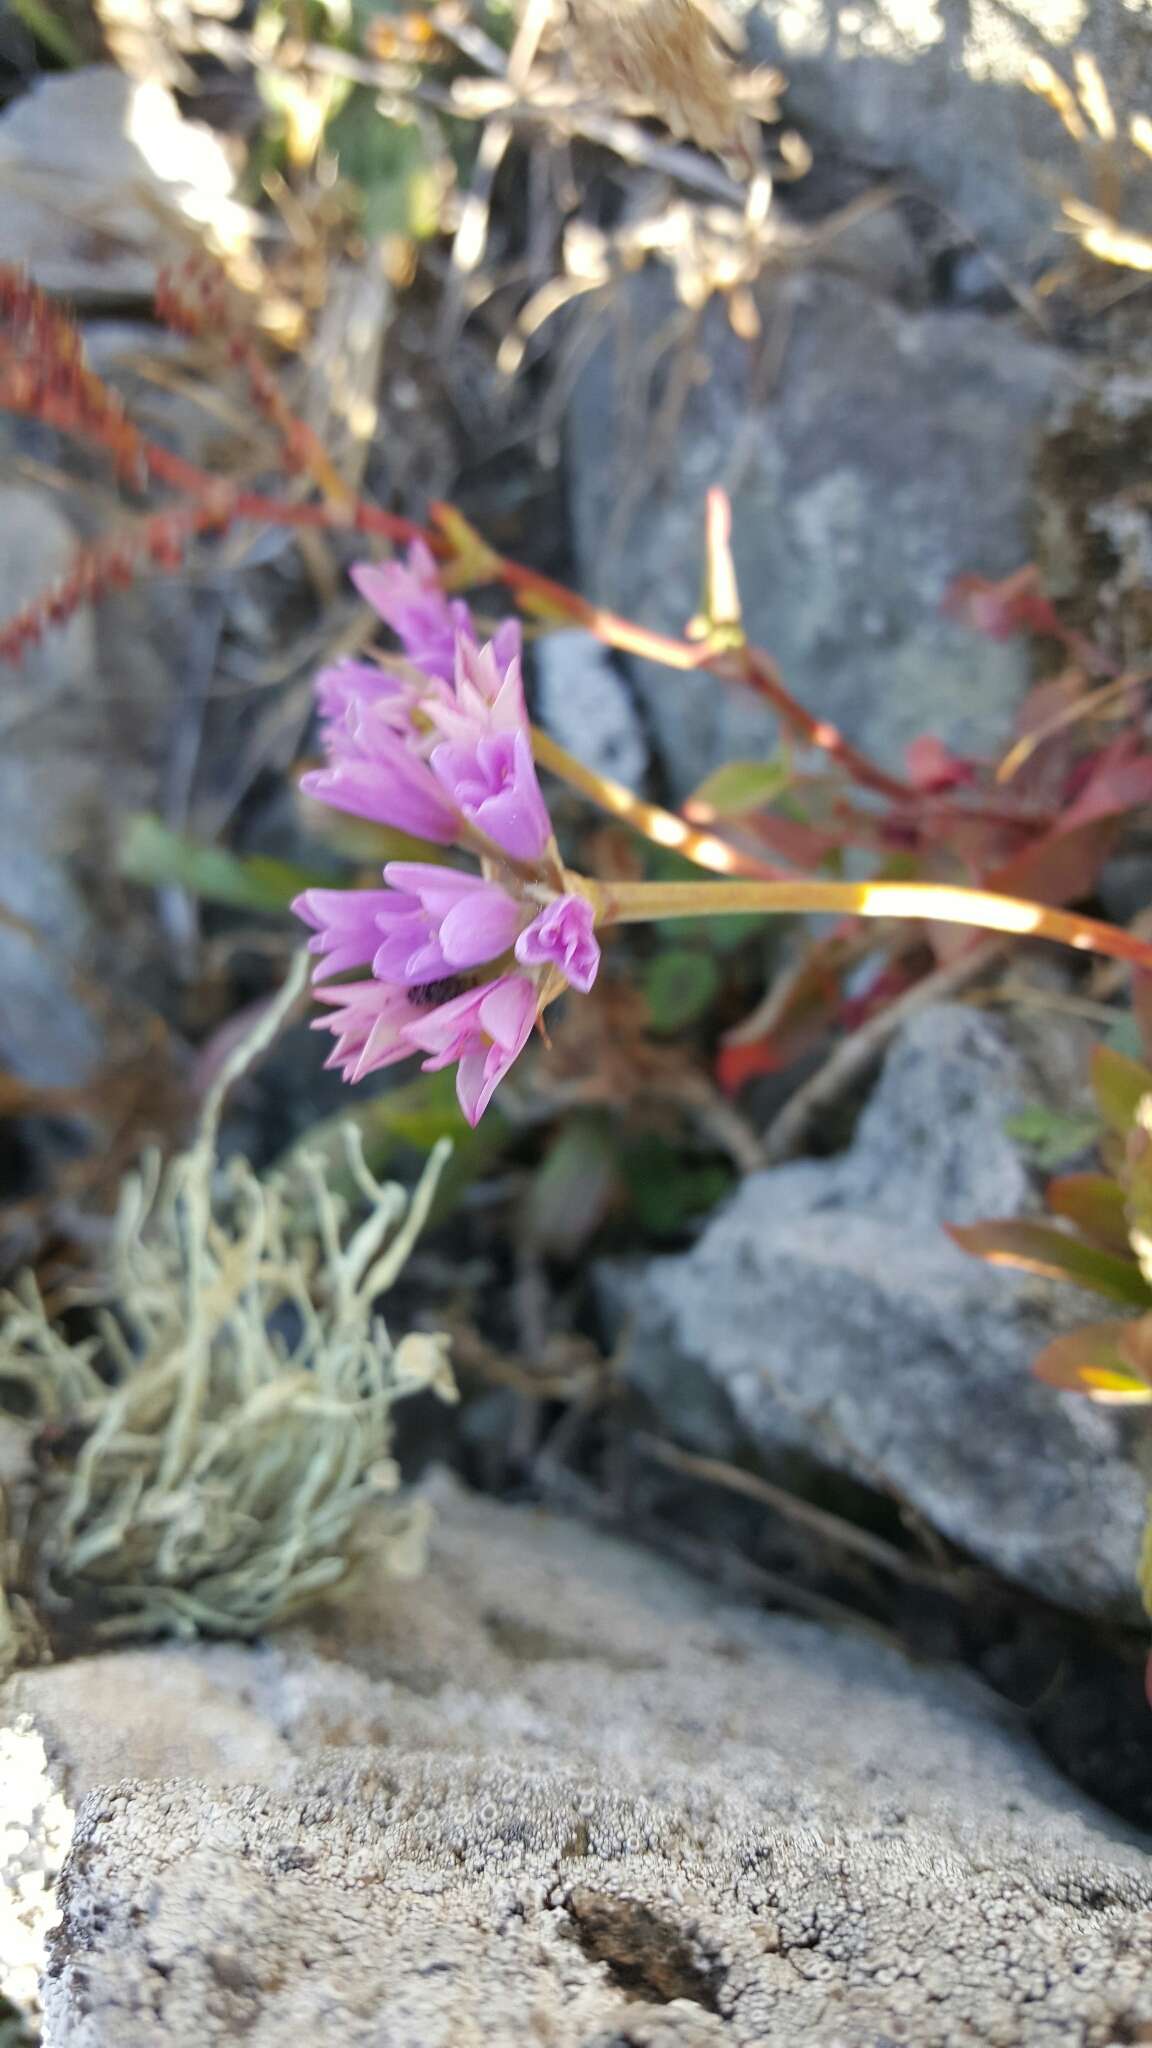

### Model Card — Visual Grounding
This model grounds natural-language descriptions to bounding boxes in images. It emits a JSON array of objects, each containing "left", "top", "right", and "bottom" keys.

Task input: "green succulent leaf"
[
  {"left": 622, "top": 1133, "right": 732, "bottom": 1236},
  {"left": 644, "top": 949, "right": 722, "bottom": 1034},
  {"left": 1090, "top": 1044, "right": 1152, "bottom": 1137},
  {"left": 687, "top": 758, "right": 792, "bottom": 818},
  {"left": 525, "top": 1117, "right": 619, "bottom": 1260},
  {"left": 326, "top": 100, "right": 441, "bottom": 241},
  {"left": 120, "top": 815, "right": 324, "bottom": 913},
  {"left": 1004, "top": 1105, "right": 1098, "bottom": 1170}
]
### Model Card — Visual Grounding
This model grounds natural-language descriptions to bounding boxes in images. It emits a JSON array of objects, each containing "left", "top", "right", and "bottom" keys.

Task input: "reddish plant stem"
[
  {"left": 142, "top": 436, "right": 916, "bottom": 804},
  {"left": 0, "top": 274, "right": 1093, "bottom": 835},
  {"left": 497, "top": 552, "right": 917, "bottom": 800}
]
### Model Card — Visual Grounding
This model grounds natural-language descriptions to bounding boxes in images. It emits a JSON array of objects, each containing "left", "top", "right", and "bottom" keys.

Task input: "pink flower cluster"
[{"left": 294, "top": 544, "right": 600, "bottom": 1124}]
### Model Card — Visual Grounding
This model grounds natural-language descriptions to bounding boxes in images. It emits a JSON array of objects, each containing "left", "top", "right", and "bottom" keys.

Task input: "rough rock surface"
[
  {"left": 620, "top": 1003, "right": 1147, "bottom": 1618},
  {"left": 0, "top": 488, "right": 105, "bottom": 1091},
  {"left": 7, "top": 1652, "right": 293, "bottom": 1796},
  {"left": 13, "top": 1478, "right": 1152, "bottom": 2046},
  {"left": 0, "top": 475, "right": 184, "bottom": 1102},
  {"left": 0, "top": 67, "right": 248, "bottom": 300},
  {"left": 748, "top": 0, "right": 1152, "bottom": 274},
  {"left": 533, "top": 628, "right": 650, "bottom": 792},
  {"left": 567, "top": 271, "right": 1071, "bottom": 795}
]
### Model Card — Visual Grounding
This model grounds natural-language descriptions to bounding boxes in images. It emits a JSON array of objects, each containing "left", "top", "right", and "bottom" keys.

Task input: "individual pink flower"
[
  {"left": 376, "top": 863, "right": 523, "bottom": 980},
  {"left": 426, "top": 626, "right": 528, "bottom": 744},
  {"left": 515, "top": 894, "right": 600, "bottom": 993},
  {"left": 294, "top": 888, "right": 394, "bottom": 981},
  {"left": 300, "top": 742, "right": 461, "bottom": 843},
  {"left": 310, "top": 979, "right": 418, "bottom": 1084},
  {"left": 352, "top": 541, "right": 474, "bottom": 682},
  {"left": 403, "top": 975, "right": 537, "bottom": 1125},
  {"left": 314, "top": 660, "right": 420, "bottom": 737},
  {"left": 431, "top": 729, "right": 552, "bottom": 862}
]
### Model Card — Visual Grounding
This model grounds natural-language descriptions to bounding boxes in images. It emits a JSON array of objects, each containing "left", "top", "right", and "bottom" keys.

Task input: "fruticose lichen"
[{"left": 0, "top": 956, "right": 455, "bottom": 1663}]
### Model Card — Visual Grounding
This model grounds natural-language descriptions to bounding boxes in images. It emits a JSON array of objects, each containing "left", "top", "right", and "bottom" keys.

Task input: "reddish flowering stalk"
[
  {"left": 155, "top": 261, "right": 354, "bottom": 508},
  {"left": 295, "top": 546, "right": 601, "bottom": 1124},
  {"left": 0, "top": 270, "right": 148, "bottom": 487},
  {"left": 0, "top": 495, "right": 236, "bottom": 666}
]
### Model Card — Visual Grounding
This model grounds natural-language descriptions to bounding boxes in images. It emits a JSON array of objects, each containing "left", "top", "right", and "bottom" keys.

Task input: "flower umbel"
[{"left": 295, "top": 550, "right": 602, "bottom": 1123}]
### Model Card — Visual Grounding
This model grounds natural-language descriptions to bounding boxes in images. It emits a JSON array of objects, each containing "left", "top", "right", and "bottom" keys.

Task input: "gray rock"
[
  {"left": 0, "top": 480, "right": 177, "bottom": 1096},
  {"left": 533, "top": 628, "right": 650, "bottom": 791},
  {"left": 23, "top": 1476, "right": 1152, "bottom": 2046},
  {"left": 7, "top": 1652, "right": 292, "bottom": 1797},
  {"left": 567, "top": 271, "right": 1071, "bottom": 796},
  {"left": 749, "top": 0, "right": 1152, "bottom": 275},
  {"left": 620, "top": 1003, "right": 1147, "bottom": 1617},
  {"left": 0, "top": 1657, "right": 291, "bottom": 2030},
  {"left": 0, "top": 67, "right": 249, "bottom": 301},
  {"left": 0, "top": 488, "right": 103, "bottom": 1089}
]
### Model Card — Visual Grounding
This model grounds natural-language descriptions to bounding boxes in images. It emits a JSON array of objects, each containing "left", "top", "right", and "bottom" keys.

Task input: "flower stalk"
[
  {"left": 292, "top": 544, "right": 1152, "bottom": 1128},
  {"left": 596, "top": 876, "right": 1152, "bottom": 969}
]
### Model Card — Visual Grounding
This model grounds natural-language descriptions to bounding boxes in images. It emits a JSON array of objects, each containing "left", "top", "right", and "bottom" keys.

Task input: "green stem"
[
  {"left": 600, "top": 877, "right": 1152, "bottom": 972},
  {"left": 10, "top": 0, "right": 84, "bottom": 63}
]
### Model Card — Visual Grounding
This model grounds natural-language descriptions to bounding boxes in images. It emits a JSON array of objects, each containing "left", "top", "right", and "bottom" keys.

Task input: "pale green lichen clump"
[{"left": 0, "top": 956, "right": 455, "bottom": 1662}]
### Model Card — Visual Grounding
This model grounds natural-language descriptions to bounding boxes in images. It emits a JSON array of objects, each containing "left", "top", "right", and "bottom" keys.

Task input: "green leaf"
[
  {"left": 326, "top": 99, "right": 441, "bottom": 241},
  {"left": 524, "top": 1117, "right": 619, "bottom": 1259},
  {"left": 644, "top": 949, "right": 722, "bottom": 1034},
  {"left": 120, "top": 816, "right": 323, "bottom": 913},
  {"left": 687, "top": 758, "right": 792, "bottom": 818},
  {"left": 948, "top": 1218, "right": 1152, "bottom": 1307},
  {"left": 621, "top": 1134, "right": 732, "bottom": 1236},
  {"left": 1091, "top": 1044, "right": 1152, "bottom": 1136},
  {"left": 10, "top": 0, "right": 85, "bottom": 64},
  {"left": 1004, "top": 1105, "right": 1098, "bottom": 1170},
  {"left": 1046, "top": 1173, "right": 1132, "bottom": 1255},
  {"left": 1032, "top": 1319, "right": 1152, "bottom": 1404},
  {"left": 1122, "top": 1097, "right": 1152, "bottom": 1289}
]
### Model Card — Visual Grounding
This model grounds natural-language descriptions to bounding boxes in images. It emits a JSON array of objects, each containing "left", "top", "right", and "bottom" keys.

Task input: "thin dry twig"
[
  {"left": 759, "top": 939, "right": 1007, "bottom": 1165},
  {"left": 190, "top": 19, "right": 751, "bottom": 207},
  {"left": 635, "top": 1432, "right": 973, "bottom": 1589}
]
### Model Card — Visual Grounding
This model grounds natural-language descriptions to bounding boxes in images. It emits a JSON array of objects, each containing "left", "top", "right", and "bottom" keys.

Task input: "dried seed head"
[{"left": 566, "top": 0, "right": 758, "bottom": 164}]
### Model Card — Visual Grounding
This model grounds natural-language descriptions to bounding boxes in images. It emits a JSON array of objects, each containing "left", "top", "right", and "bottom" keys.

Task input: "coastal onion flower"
[{"left": 295, "top": 547, "right": 602, "bottom": 1123}]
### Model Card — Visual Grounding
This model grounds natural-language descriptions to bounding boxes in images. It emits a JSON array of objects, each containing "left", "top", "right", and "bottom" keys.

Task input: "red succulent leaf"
[
  {"left": 943, "top": 566, "right": 1058, "bottom": 642},
  {"left": 905, "top": 734, "right": 978, "bottom": 794}
]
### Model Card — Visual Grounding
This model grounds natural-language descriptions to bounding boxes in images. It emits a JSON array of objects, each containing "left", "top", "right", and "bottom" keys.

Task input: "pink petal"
[
  {"left": 383, "top": 862, "right": 496, "bottom": 909},
  {"left": 438, "top": 889, "right": 522, "bottom": 968},
  {"left": 301, "top": 756, "right": 460, "bottom": 842},
  {"left": 515, "top": 894, "right": 601, "bottom": 994},
  {"left": 316, "top": 660, "right": 411, "bottom": 729},
  {"left": 402, "top": 979, "right": 493, "bottom": 1064},
  {"left": 293, "top": 888, "right": 394, "bottom": 981},
  {"left": 453, "top": 980, "right": 535, "bottom": 1124},
  {"left": 311, "top": 980, "right": 414, "bottom": 1083},
  {"left": 430, "top": 729, "right": 552, "bottom": 861},
  {"left": 351, "top": 551, "right": 473, "bottom": 684},
  {"left": 477, "top": 976, "right": 537, "bottom": 1050}
]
